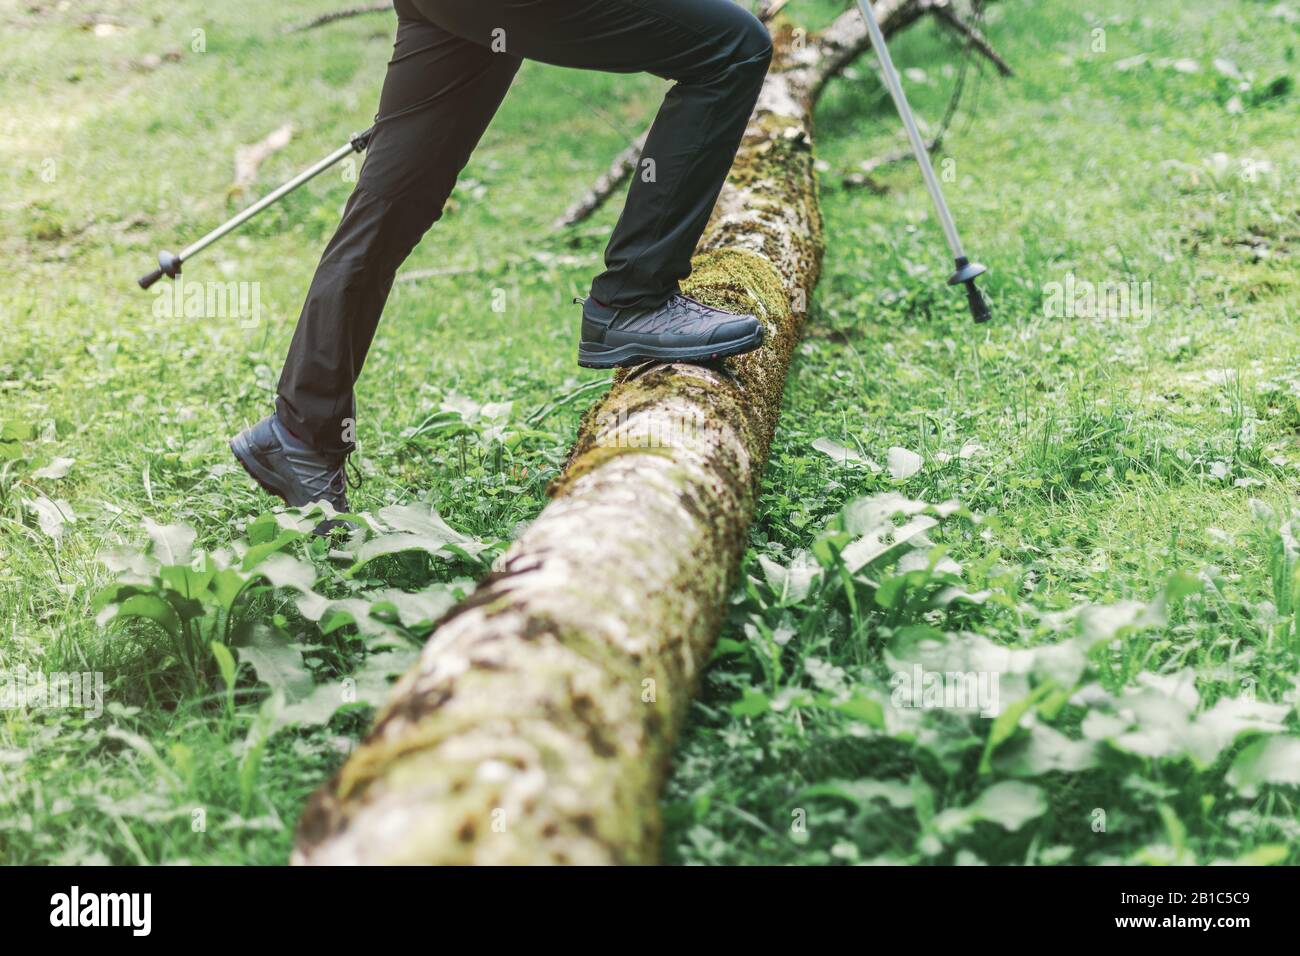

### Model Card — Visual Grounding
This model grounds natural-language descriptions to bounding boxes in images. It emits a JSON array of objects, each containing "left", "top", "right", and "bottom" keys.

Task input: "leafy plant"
[
  {"left": 92, "top": 502, "right": 484, "bottom": 702},
  {"left": 670, "top": 493, "right": 1300, "bottom": 865}
]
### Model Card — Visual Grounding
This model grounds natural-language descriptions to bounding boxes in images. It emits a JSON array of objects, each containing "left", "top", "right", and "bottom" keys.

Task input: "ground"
[{"left": 1, "top": 0, "right": 1298, "bottom": 865}]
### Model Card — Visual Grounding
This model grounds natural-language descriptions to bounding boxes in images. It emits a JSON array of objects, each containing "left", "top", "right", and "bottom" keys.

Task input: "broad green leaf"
[
  {"left": 995, "top": 723, "right": 1099, "bottom": 777},
  {"left": 100, "top": 546, "right": 158, "bottom": 578},
  {"left": 363, "top": 585, "right": 456, "bottom": 631},
  {"left": 161, "top": 589, "right": 206, "bottom": 624},
  {"left": 241, "top": 530, "right": 306, "bottom": 570},
  {"left": 239, "top": 633, "right": 315, "bottom": 702},
  {"left": 842, "top": 493, "right": 930, "bottom": 535},
  {"left": 0, "top": 420, "right": 35, "bottom": 442},
  {"left": 28, "top": 496, "right": 75, "bottom": 540},
  {"left": 826, "top": 694, "right": 885, "bottom": 729},
  {"left": 100, "top": 593, "right": 181, "bottom": 638},
  {"left": 1076, "top": 600, "right": 1155, "bottom": 646},
  {"left": 839, "top": 515, "right": 937, "bottom": 575},
  {"left": 32, "top": 456, "right": 74, "bottom": 480},
  {"left": 1182, "top": 695, "right": 1289, "bottom": 766},
  {"left": 710, "top": 637, "right": 749, "bottom": 660},
  {"left": 1226, "top": 736, "right": 1300, "bottom": 796},
  {"left": 142, "top": 517, "right": 196, "bottom": 566},
  {"left": 811, "top": 437, "right": 879, "bottom": 471},
  {"left": 246, "top": 512, "right": 286, "bottom": 546},
  {"left": 756, "top": 550, "right": 821, "bottom": 604},
  {"left": 377, "top": 502, "right": 469, "bottom": 541},
  {"left": 211, "top": 567, "right": 252, "bottom": 610},
  {"left": 355, "top": 533, "right": 462, "bottom": 566},
  {"left": 936, "top": 781, "right": 1048, "bottom": 835},
  {"left": 273, "top": 648, "right": 415, "bottom": 730},
  {"left": 731, "top": 688, "right": 770, "bottom": 717},
  {"left": 886, "top": 446, "right": 923, "bottom": 479},
  {"left": 297, "top": 595, "right": 397, "bottom": 640},
  {"left": 273, "top": 681, "right": 356, "bottom": 729},
  {"left": 92, "top": 582, "right": 150, "bottom": 614},
  {"left": 253, "top": 552, "right": 316, "bottom": 592},
  {"left": 160, "top": 563, "right": 216, "bottom": 601},
  {"left": 874, "top": 570, "right": 924, "bottom": 609}
]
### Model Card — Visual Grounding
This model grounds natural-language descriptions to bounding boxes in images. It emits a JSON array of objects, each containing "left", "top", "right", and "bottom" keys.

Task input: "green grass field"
[{"left": 2, "top": 0, "right": 1299, "bottom": 865}]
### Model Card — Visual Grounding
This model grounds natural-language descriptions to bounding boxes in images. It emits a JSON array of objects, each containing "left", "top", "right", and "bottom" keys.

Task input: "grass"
[{"left": 2, "top": 0, "right": 1299, "bottom": 865}]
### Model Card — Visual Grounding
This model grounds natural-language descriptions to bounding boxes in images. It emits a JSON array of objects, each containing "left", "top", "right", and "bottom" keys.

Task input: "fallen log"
[{"left": 293, "top": 0, "right": 923, "bottom": 866}]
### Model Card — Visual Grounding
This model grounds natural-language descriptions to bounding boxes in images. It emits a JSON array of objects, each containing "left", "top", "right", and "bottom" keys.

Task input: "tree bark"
[{"left": 293, "top": 0, "right": 921, "bottom": 866}]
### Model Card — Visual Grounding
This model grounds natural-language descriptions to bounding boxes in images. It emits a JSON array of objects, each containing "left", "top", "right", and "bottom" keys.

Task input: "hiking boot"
[
  {"left": 577, "top": 292, "right": 763, "bottom": 369},
  {"left": 230, "top": 414, "right": 353, "bottom": 534}
]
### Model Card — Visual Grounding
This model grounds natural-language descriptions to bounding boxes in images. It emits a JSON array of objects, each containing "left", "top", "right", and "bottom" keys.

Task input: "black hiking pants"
[{"left": 276, "top": 0, "right": 773, "bottom": 453}]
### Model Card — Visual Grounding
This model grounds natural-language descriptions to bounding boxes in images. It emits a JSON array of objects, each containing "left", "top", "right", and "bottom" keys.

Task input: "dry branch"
[
  {"left": 230, "top": 124, "right": 294, "bottom": 199},
  {"left": 283, "top": 2, "right": 391, "bottom": 34},
  {"left": 842, "top": 140, "right": 936, "bottom": 191},
  {"left": 293, "top": 0, "right": 922, "bottom": 866},
  {"left": 552, "top": 132, "right": 649, "bottom": 230},
  {"left": 929, "top": 0, "right": 1013, "bottom": 76}
]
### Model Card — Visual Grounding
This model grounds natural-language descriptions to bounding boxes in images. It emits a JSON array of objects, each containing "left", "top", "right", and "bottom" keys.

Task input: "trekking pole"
[
  {"left": 137, "top": 127, "right": 374, "bottom": 290},
  {"left": 855, "top": 0, "right": 991, "bottom": 323}
]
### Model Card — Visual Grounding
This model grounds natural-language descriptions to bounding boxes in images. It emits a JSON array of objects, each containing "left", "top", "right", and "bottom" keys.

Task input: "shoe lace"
[
  {"left": 344, "top": 453, "right": 364, "bottom": 491},
  {"left": 292, "top": 450, "right": 359, "bottom": 503},
  {"left": 655, "top": 293, "right": 725, "bottom": 332},
  {"left": 673, "top": 293, "right": 713, "bottom": 315},
  {"left": 603, "top": 293, "right": 734, "bottom": 333}
]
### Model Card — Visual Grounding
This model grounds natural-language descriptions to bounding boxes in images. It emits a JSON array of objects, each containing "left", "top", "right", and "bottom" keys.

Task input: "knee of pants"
[
  {"left": 320, "top": 184, "right": 447, "bottom": 277},
  {"left": 730, "top": 10, "right": 775, "bottom": 75}
]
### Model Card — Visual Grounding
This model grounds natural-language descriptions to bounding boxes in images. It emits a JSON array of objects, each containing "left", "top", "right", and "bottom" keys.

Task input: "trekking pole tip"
[
  {"left": 138, "top": 251, "right": 182, "bottom": 290},
  {"left": 964, "top": 278, "right": 992, "bottom": 324},
  {"left": 948, "top": 257, "right": 992, "bottom": 324}
]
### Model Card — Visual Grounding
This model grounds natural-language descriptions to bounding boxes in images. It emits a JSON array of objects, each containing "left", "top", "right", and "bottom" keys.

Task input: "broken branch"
[{"left": 283, "top": 3, "right": 392, "bottom": 35}]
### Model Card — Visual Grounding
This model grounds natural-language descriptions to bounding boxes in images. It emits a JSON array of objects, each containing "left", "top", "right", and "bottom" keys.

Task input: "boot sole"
[{"left": 576, "top": 326, "right": 764, "bottom": 370}]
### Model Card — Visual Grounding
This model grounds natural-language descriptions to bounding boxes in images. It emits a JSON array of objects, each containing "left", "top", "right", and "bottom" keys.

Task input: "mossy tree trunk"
[{"left": 294, "top": 0, "right": 923, "bottom": 865}]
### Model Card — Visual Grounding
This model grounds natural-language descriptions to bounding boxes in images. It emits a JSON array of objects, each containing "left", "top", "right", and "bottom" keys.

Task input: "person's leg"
[
  {"left": 411, "top": 0, "right": 773, "bottom": 310},
  {"left": 275, "top": 0, "right": 521, "bottom": 454}
]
